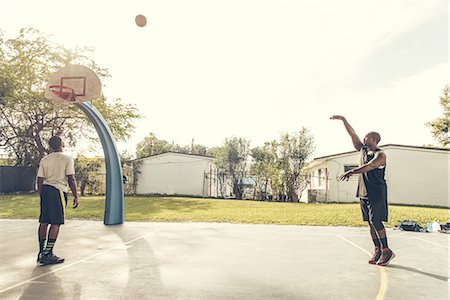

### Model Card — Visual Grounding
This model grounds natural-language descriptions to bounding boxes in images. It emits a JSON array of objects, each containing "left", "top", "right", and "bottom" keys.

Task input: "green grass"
[{"left": 0, "top": 194, "right": 448, "bottom": 227}]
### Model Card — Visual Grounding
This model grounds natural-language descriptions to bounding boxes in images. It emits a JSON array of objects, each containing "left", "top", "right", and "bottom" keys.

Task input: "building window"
[
  {"left": 344, "top": 165, "right": 358, "bottom": 173},
  {"left": 318, "top": 169, "right": 323, "bottom": 187}
]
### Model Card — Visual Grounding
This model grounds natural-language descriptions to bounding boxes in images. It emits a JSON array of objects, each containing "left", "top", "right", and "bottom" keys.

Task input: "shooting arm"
[
  {"left": 342, "top": 118, "right": 363, "bottom": 151},
  {"left": 330, "top": 115, "right": 363, "bottom": 150}
]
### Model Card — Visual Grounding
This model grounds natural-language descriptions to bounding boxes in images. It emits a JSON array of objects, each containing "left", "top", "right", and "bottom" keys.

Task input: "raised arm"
[{"left": 330, "top": 115, "right": 363, "bottom": 150}]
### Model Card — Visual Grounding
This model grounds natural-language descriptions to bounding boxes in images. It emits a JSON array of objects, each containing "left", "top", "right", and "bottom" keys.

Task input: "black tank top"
[
  {"left": 357, "top": 146, "right": 386, "bottom": 198},
  {"left": 363, "top": 148, "right": 386, "bottom": 189}
]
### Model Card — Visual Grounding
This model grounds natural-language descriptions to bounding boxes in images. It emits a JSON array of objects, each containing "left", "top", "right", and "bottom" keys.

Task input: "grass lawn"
[{"left": 0, "top": 194, "right": 448, "bottom": 227}]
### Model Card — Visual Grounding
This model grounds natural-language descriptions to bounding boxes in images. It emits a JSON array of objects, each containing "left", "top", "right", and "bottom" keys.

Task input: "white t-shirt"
[{"left": 37, "top": 152, "right": 75, "bottom": 193}]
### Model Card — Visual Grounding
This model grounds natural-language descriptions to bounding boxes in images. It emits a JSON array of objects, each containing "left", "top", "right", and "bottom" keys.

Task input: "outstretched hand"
[
  {"left": 330, "top": 115, "right": 345, "bottom": 120},
  {"left": 339, "top": 171, "right": 353, "bottom": 181}
]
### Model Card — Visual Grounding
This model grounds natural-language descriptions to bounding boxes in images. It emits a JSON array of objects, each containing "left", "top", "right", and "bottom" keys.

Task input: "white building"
[
  {"left": 301, "top": 144, "right": 449, "bottom": 207},
  {"left": 135, "top": 152, "right": 218, "bottom": 197}
]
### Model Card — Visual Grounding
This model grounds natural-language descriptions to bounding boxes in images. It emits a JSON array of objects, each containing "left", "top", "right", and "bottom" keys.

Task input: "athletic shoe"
[
  {"left": 368, "top": 246, "right": 382, "bottom": 264},
  {"left": 377, "top": 248, "right": 395, "bottom": 266},
  {"left": 39, "top": 253, "right": 65, "bottom": 265}
]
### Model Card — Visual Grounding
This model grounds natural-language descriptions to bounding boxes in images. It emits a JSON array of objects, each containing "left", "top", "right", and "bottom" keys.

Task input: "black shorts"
[
  {"left": 39, "top": 185, "right": 67, "bottom": 225},
  {"left": 360, "top": 196, "right": 388, "bottom": 223}
]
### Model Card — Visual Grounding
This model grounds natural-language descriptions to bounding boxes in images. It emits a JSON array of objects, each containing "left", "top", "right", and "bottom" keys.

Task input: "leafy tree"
[
  {"left": 277, "top": 128, "right": 315, "bottom": 202},
  {"left": 74, "top": 155, "right": 103, "bottom": 196},
  {"left": 190, "top": 144, "right": 209, "bottom": 155},
  {"left": 136, "top": 133, "right": 211, "bottom": 158},
  {"left": 0, "top": 28, "right": 141, "bottom": 166},
  {"left": 119, "top": 151, "right": 140, "bottom": 195},
  {"left": 250, "top": 141, "right": 279, "bottom": 200},
  {"left": 214, "top": 137, "right": 250, "bottom": 200},
  {"left": 135, "top": 133, "right": 173, "bottom": 158},
  {"left": 426, "top": 85, "right": 449, "bottom": 147}
]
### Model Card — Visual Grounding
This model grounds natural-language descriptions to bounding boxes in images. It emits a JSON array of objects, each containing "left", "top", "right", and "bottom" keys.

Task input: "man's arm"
[
  {"left": 37, "top": 177, "right": 44, "bottom": 193},
  {"left": 67, "top": 175, "right": 79, "bottom": 208},
  {"left": 330, "top": 115, "right": 363, "bottom": 151},
  {"left": 339, "top": 152, "right": 386, "bottom": 181}
]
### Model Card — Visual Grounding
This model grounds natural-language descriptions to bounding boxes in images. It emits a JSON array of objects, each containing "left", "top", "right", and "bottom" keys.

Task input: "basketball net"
[{"left": 48, "top": 85, "right": 76, "bottom": 110}]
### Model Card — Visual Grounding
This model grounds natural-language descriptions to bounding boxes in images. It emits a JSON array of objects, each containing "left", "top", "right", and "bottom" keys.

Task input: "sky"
[{"left": 0, "top": 0, "right": 448, "bottom": 158}]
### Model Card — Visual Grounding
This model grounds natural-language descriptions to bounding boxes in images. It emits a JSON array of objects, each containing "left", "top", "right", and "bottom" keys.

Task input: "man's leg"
[
  {"left": 372, "top": 220, "right": 395, "bottom": 266},
  {"left": 40, "top": 224, "right": 65, "bottom": 265},
  {"left": 368, "top": 222, "right": 382, "bottom": 264},
  {"left": 37, "top": 223, "right": 48, "bottom": 262},
  {"left": 369, "top": 222, "right": 381, "bottom": 247},
  {"left": 43, "top": 224, "right": 60, "bottom": 255},
  {"left": 376, "top": 226, "right": 388, "bottom": 249}
]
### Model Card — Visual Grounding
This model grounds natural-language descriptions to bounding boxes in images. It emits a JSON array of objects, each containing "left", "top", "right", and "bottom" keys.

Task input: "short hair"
[
  {"left": 367, "top": 132, "right": 381, "bottom": 143},
  {"left": 49, "top": 136, "right": 63, "bottom": 151}
]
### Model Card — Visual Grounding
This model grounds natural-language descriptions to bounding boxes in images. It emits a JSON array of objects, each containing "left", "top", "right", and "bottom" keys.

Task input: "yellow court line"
[
  {"left": 337, "top": 234, "right": 387, "bottom": 300},
  {"left": 0, "top": 230, "right": 160, "bottom": 295}
]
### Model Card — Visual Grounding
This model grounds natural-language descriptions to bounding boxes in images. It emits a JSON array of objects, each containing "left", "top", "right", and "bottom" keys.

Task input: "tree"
[
  {"left": 135, "top": 133, "right": 173, "bottom": 158},
  {"left": 190, "top": 144, "right": 209, "bottom": 155},
  {"left": 0, "top": 28, "right": 141, "bottom": 166},
  {"left": 214, "top": 137, "right": 250, "bottom": 200},
  {"left": 426, "top": 85, "right": 449, "bottom": 147},
  {"left": 119, "top": 151, "right": 139, "bottom": 195},
  {"left": 277, "top": 128, "right": 315, "bottom": 202},
  {"left": 74, "top": 155, "right": 103, "bottom": 196},
  {"left": 136, "top": 133, "right": 211, "bottom": 158},
  {"left": 250, "top": 141, "right": 279, "bottom": 200}
]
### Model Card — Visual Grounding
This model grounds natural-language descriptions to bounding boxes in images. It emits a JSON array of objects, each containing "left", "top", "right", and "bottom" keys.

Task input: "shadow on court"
[
  {"left": 389, "top": 264, "right": 449, "bottom": 282},
  {"left": 0, "top": 219, "right": 448, "bottom": 300}
]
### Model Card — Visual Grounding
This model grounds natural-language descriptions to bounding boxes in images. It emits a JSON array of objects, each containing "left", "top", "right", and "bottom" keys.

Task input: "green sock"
[{"left": 43, "top": 238, "right": 56, "bottom": 255}]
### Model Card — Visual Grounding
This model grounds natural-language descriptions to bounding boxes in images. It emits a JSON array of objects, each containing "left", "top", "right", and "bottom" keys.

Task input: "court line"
[
  {"left": 337, "top": 234, "right": 388, "bottom": 300},
  {"left": 0, "top": 230, "right": 160, "bottom": 295}
]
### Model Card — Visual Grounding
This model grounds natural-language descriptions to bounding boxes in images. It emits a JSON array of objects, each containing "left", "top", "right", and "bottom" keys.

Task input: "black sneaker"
[
  {"left": 377, "top": 248, "right": 395, "bottom": 266},
  {"left": 39, "top": 253, "right": 65, "bottom": 265},
  {"left": 37, "top": 252, "right": 42, "bottom": 263},
  {"left": 368, "top": 246, "right": 382, "bottom": 264}
]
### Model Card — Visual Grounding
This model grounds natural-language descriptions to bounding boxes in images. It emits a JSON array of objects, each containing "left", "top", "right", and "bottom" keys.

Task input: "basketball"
[{"left": 135, "top": 14, "right": 147, "bottom": 27}]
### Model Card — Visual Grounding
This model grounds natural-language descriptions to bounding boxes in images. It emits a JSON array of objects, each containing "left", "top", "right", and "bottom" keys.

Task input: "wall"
[
  {"left": 326, "top": 153, "right": 361, "bottom": 203},
  {"left": 303, "top": 146, "right": 449, "bottom": 207},
  {"left": 136, "top": 153, "right": 213, "bottom": 196},
  {"left": 383, "top": 146, "right": 449, "bottom": 207},
  {"left": 0, "top": 166, "right": 37, "bottom": 193}
]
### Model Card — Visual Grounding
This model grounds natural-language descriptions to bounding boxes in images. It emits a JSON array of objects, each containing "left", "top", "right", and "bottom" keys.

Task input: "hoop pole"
[{"left": 75, "top": 102, "right": 124, "bottom": 225}]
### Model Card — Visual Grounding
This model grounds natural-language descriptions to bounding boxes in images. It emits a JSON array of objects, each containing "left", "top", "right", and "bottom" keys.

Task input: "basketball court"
[{"left": 0, "top": 219, "right": 448, "bottom": 299}]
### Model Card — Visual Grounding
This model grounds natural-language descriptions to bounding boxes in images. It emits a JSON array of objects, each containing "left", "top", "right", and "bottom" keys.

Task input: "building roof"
[
  {"left": 313, "top": 144, "right": 449, "bottom": 161},
  {"left": 137, "top": 151, "right": 214, "bottom": 161}
]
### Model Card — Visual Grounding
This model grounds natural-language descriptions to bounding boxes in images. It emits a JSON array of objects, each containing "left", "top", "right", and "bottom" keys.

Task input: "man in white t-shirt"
[{"left": 37, "top": 136, "right": 79, "bottom": 265}]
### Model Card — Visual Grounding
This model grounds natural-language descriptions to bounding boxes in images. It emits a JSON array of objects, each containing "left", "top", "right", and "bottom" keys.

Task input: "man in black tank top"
[{"left": 331, "top": 115, "right": 395, "bottom": 266}]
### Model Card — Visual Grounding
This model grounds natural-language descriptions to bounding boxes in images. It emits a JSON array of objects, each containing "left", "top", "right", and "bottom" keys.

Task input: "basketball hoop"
[{"left": 49, "top": 85, "right": 76, "bottom": 102}]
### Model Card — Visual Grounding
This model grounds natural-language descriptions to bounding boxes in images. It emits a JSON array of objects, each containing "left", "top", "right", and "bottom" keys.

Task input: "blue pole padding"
[{"left": 75, "top": 102, "right": 124, "bottom": 225}]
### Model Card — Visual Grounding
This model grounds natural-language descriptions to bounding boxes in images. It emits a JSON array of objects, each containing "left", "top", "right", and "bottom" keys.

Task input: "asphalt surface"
[{"left": 0, "top": 219, "right": 448, "bottom": 300}]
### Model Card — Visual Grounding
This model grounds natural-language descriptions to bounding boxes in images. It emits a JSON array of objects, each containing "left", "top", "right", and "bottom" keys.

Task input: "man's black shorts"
[
  {"left": 39, "top": 184, "right": 67, "bottom": 225},
  {"left": 360, "top": 196, "right": 388, "bottom": 223}
]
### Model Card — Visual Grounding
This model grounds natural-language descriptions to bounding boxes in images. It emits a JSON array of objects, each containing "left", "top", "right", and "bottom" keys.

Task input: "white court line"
[
  {"left": 413, "top": 237, "right": 449, "bottom": 249},
  {"left": 337, "top": 234, "right": 388, "bottom": 300},
  {"left": 0, "top": 230, "right": 160, "bottom": 295}
]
